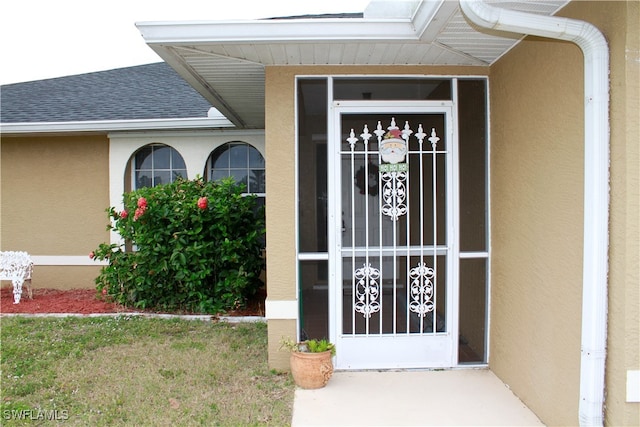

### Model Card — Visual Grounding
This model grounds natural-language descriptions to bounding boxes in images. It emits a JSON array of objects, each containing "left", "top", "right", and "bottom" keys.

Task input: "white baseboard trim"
[
  {"left": 265, "top": 300, "right": 298, "bottom": 320},
  {"left": 628, "top": 370, "right": 640, "bottom": 402},
  {"left": 30, "top": 256, "right": 108, "bottom": 266}
]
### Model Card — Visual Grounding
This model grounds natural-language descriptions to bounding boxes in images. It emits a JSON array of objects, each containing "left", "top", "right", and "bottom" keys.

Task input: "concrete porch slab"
[{"left": 292, "top": 369, "right": 544, "bottom": 426}]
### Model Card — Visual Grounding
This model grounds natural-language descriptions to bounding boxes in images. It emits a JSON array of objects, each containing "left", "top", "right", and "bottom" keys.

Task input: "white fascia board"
[
  {"left": 108, "top": 128, "right": 265, "bottom": 139},
  {"left": 136, "top": 18, "right": 420, "bottom": 45},
  {"left": 1, "top": 117, "right": 235, "bottom": 135},
  {"left": 31, "top": 256, "right": 108, "bottom": 266}
]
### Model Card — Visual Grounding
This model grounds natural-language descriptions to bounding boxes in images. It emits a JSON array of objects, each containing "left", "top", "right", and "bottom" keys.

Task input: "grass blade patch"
[{"left": 1, "top": 317, "right": 293, "bottom": 426}]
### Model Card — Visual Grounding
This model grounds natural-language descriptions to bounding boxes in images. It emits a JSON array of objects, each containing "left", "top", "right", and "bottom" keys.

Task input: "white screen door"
[{"left": 329, "top": 102, "right": 458, "bottom": 369}]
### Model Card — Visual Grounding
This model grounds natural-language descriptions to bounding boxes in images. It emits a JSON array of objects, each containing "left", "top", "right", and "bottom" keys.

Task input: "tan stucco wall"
[
  {"left": 1, "top": 136, "right": 110, "bottom": 290},
  {"left": 490, "top": 36, "right": 584, "bottom": 426},
  {"left": 267, "top": 319, "right": 297, "bottom": 371},
  {"left": 264, "top": 65, "right": 487, "bottom": 369},
  {"left": 490, "top": 1, "right": 639, "bottom": 425},
  {"left": 22, "top": 266, "right": 104, "bottom": 289}
]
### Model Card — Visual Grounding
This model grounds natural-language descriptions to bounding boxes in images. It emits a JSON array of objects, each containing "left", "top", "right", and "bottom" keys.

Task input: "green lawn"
[{"left": 1, "top": 316, "right": 294, "bottom": 426}]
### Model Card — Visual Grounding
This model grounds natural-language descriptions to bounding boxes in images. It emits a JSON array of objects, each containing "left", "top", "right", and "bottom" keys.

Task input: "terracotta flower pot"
[{"left": 289, "top": 350, "right": 334, "bottom": 389}]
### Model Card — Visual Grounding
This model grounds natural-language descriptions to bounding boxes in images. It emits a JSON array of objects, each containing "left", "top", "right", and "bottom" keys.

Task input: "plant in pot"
[{"left": 281, "top": 337, "right": 336, "bottom": 389}]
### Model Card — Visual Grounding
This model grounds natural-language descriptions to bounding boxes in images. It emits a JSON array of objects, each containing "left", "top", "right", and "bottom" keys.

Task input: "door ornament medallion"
[{"left": 378, "top": 118, "right": 411, "bottom": 221}]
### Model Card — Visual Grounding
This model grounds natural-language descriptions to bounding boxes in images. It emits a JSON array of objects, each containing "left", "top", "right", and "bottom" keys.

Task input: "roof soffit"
[{"left": 137, "top": 0, "right": 569, "bottom": 129}]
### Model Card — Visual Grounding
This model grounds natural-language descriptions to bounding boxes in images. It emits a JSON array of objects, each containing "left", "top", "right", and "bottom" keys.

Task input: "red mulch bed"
[{"left": 0, "top": 286, "right": 265, "bottom": 316}]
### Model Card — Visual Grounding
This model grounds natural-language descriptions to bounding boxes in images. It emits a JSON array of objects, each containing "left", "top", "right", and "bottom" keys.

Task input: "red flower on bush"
[
  {"left": 120, "top": 209, "right": 128, "bottom": 219},
  {"left": 89, "top": 251, "right": 95, "bottom": 259},
  {"left": 132, "top": 198, "right": 148, "bottom": 221},
  {"left": 134, "top": 207, "right": 146, "bottom": 221},
  {"left": 197, "top": 197, "right": 208, "bottom": 210}
]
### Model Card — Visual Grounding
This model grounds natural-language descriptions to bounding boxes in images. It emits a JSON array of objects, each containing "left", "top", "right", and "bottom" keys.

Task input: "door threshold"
[{"left": 334, "top": 364, "right": 489, "bottom": 373}]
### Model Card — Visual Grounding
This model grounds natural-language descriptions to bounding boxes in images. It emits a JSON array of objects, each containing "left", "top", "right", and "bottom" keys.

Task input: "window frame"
[
  {"left": 131, "top": 143, "right": 187, "bottom": 189},
  {"left": 205, "top": 141, "right": 266, "bottom": 198}
]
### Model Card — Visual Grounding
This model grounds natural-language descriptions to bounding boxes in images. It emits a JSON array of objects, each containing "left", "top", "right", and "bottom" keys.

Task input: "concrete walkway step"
[{"left": 292, "top": 369, "right": 544, "bottom": 426}]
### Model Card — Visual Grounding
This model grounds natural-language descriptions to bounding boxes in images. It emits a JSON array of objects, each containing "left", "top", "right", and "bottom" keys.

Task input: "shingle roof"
[
  {"left": 265, "top": 12, "right": 364, "bottom": 20},
  {"left": 0, "top": 62, "right": 212, "bottom": 123}
]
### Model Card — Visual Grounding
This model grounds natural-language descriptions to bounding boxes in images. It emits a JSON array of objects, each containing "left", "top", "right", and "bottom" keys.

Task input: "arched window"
[
  {"left": 133, "top": 144, "right": 187, "bottom": 189},
  {"left": 206, "top": 142, "right": 265, "bottom": 196},
  {"left": 207, "top": 142, "right": 266, "bottom": 247}
]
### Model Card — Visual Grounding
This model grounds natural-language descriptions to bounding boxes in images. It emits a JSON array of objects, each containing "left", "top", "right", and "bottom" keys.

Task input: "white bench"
[{"left": 0, "top": 251, "right": 33, "bottom": 304}]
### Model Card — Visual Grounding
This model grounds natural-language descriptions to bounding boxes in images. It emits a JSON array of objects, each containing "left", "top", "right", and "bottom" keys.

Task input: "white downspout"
[{"left": 458, "top": 1, "right": 610, "bottom": 426}]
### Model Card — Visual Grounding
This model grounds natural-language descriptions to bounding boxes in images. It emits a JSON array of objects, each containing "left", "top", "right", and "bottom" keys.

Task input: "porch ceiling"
[{"left": 137, "top": 0, "right": 568, "bottom": 129}]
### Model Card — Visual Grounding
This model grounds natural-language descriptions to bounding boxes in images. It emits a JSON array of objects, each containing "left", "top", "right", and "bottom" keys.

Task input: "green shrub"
[{"left": 91, "top": 177, "right": 264, "bottom": 314}]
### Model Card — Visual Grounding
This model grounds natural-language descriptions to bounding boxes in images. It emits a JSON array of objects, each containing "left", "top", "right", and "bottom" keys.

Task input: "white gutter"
[
  {"left": 1, "top": 117, "right": 234, "bottom": 135},
  {"left": 136, "top": 18, "right": 418, "bottom": 44},
  {"left": 136, "top": 4, "right": 456, "bottom": 47},
  {"left": 459, "top": 1, "right": 610, "bottom": 426}
]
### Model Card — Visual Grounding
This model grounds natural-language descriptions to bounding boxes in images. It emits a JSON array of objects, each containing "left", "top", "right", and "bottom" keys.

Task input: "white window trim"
[{"left": 108, "top": 130, "right": 265, "bottom": 245}]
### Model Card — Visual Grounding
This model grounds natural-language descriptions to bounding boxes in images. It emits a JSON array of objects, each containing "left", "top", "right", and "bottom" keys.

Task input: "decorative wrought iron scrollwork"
[
  {"left": 409, "top": 262, "right": 435, "bottom": 317},
  {"left": 380, "top": 170, "right": 407, "bottom": 221},
  {"left": 377, "top": 118, "right": 411, "bottom": 221},
  {"left": 354, "top": 263, "right": 381, "bottom": 318}
]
